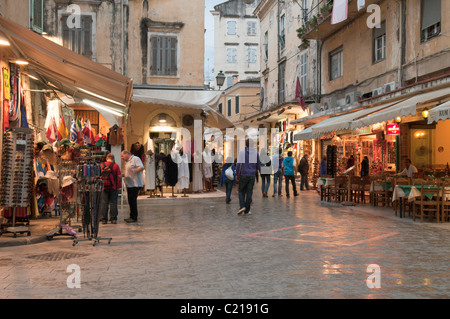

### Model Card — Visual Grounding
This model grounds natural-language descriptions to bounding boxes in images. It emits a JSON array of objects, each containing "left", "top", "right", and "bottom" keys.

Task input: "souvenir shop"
[{"left": 0, "top": 16, "right": 132, "bottom": 239}]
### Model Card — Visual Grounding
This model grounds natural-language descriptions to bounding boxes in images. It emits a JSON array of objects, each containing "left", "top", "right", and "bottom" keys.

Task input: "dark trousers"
[
  {"left": 273, "top": 170, "right": 283, "bottom": 195},
  {"left": 224, "top": 180, "right": 233, "bottom": 203},
  {"left": 300, "top": 173, "right": 309, "bottom": 190},
  {"left": 284, "top": 175, "right": 297, "bottom": 196},
  {"left": 261, "top": 174, "right": 271, "bottom": 194},
  {"left": 100, "top": 189, "right": 119, "bottom": 221},
  {"left": 239, "top": 175, "right": 256, "bottom": 213},
  {"left": 126, "top": 187, "right": 140, "bottom": 221}
]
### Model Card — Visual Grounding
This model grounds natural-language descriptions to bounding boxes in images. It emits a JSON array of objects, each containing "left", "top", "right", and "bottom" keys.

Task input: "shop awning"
[
  {"left": 428, "top": 100, "right": 450, "bottom": 124},
  {"left": 293, "top": 116, "right": 338, "bottom": 141},
  {"left": 0, "top": 16, "right": 133, "bottom": 114},
  {"left": 132, "top": 88, "right": 233, "bottom": 129},
  {"left": 351, "top": 86, "right": 450, "bottom": 130}
]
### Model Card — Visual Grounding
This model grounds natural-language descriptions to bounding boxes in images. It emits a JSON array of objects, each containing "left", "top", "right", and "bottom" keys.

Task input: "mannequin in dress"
[{"left": 145, "top": 149, "right": 156, "bottom": 198}]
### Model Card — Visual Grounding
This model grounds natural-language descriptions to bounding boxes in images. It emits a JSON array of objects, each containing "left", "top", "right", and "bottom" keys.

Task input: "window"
[
  {"left": 247, "top": 21, "right": 256, "bottom": 36},
  {"left": 227, "top": 20, "right": 237, "bottom": 35},
  {"left": 278, "top": 62, "right": 286, "bottom": 104},
  {"left": 235, "top": 96, "right": 240, "bottom": 114},
  {"left": 329, "top": 46, "right": 343, "bottom": 81},
  {"left": 218, "top": 103, "right": 223, "bottom": 114},
  {"left": 264, "top": 31, "right": 269, "bottom": 63},
  {"left": 31, "top": 0, "right": 43, "bottom": 33},
  {"left": 61, "top": 14, "right": 94, "bottom": 59},
  {"left": 302, "top": 0, "right": 309, "bottom": 23},
  {"left": 227, "top": 47, "right": 237, "bottom": 63},
  {"left": 373, "top": 21, "right": 386, "bottom": 63},
  {"left": 246, "top": 47, "right": 256, "bottom": 64},
  {"left": 421, "top": 0, "right": 441, "bottom": 42},
  {"left": 300, "top": 52, "right": 308, "bottom": 95},
  {"left": 150, "top": 35, "right": 178, "bottom": 76},
  {"left": 279, "top": 15, "right": 286, "bottom": 50},
  {"left": 226, "top": 76, "right": 233, "bottom": 88},
  {"left": 227, "top": 99, "right": 232, "bottom": 117}
]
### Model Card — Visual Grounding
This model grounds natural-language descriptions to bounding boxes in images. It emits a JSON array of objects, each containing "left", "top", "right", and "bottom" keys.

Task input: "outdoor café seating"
[{"left": 412, "top": 181, "right": 441, "bottom": 223}]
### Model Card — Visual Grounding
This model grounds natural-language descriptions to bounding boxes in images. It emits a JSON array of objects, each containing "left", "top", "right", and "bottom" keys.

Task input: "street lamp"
[{"left": 216, "top": 70, "right": 225, "bottom": 90}]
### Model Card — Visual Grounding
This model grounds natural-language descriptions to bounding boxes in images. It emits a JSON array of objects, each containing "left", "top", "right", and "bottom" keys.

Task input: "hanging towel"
[{"left": 331, "top": 0, "right": 348, "bottom": 25}]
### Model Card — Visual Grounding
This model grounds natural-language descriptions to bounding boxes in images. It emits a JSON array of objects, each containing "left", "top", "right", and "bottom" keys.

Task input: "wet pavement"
[{"left": 0, "top": 184, "right": 449, "bottom": 299}]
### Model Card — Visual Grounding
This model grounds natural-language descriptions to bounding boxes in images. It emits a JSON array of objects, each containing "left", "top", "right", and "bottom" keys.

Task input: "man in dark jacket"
[
  {"left": 236, "top": 139, "right": 260, "bottom": 215},
  {"left": 298, "top": 154, "right": 310, "bottom": 191}
]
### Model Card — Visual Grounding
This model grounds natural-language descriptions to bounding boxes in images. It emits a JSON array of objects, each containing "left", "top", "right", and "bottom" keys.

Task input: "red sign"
[{"left": 386, "top": 123, "right": 400, "bottom": 135}]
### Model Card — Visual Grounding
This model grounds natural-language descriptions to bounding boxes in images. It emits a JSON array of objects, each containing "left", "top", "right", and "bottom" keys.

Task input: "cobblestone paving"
[{"left": 0, "top": 187, "right": 449, "bottom": 299}]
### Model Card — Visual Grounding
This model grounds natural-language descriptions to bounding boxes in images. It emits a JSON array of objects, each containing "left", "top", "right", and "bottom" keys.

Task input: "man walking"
[
  {"left": 283, "top": 151, "right": 298, "bottom": 197},
  {"left": 236, "top": 139, "right": 260, "bottom": 215},
  {"left": 100, "top": 153, "right": 122, "bottom": 224},
  {"left": 272, "top": 148, "right": 283, "bottom": 197},
  {"left": 121, "top": 150, "right": 144, "bottom": 223},
  {"left": 298, "top": 153, "right": 310, "bottom": 190}
]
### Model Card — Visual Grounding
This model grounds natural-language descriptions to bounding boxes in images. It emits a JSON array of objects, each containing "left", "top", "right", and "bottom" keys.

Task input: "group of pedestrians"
[{"left": 220, "top": 140, "right": 311, "bottom": 215}]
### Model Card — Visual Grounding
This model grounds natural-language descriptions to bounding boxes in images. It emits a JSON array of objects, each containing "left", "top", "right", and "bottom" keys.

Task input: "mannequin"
[
  {"left": 145, "top": 150, "right": 156, "bottom": 198},
  {"left": 166, "top": 151, "right": 178, "bottom": 197},
  {"left": 192, "top": 150, "right": 203, "bottom": 193},
  {"left": 177, "top": 148, "right": 190, "bottom": 197},
  {"left": 155, "top": 152, "right": 167, "bottom": 198}
]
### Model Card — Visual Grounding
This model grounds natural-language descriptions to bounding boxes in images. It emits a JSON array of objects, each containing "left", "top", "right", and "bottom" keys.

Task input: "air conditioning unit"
[
  {"left": 345, "top": 91, "right": 362, "bottom": 105},
  {"left": 384, "top": 81, "right": 398, "bottom": 93},
  {"left": 372, "top": 87, "right": 383, "bottom": 97},
  {"left": 322, "top": 96, "right": 336, "bottom": 111},
  {"left": 336, "top": 99, "right": 346, "bottom": 107}
]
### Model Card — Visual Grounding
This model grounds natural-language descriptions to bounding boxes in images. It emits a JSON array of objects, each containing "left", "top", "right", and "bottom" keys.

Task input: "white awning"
[
  {"left": 132, "top": 89, "right": 222, "bottom": 110},
  {"left": 428, "top": 100, "right": 450, "bottom": 124},
  {"left": 351, "top": 86, "right": 450, "bottom": 129},
  {"left": 293, "top": 116, "right": 343, "bottom": 141},
  {"left": 0, "top": 16, "right": 133, "bottom": 113}
]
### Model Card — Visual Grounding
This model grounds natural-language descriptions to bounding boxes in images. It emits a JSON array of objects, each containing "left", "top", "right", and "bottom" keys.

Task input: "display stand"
[
  {"left": 0, "top": 128, "right": 34, "bottom": 237},
  {"left": 72, "top": 147, "right": 111, "bottom": 246}
]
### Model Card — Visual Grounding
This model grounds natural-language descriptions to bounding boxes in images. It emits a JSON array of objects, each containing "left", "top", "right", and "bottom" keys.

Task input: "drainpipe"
[{"left": 397, "top": 0, "right": 403, "bottom": 86}]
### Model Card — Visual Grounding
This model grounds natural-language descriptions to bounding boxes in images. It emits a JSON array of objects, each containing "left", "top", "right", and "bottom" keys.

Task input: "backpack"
[{"left": 101, "top": 162, "right": 115, "bottom": 188}]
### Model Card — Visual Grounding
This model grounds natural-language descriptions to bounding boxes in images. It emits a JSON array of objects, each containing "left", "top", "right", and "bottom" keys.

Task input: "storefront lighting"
[
  {"left": 421, "top": 108, "right": 429, "bottom": 119},
  {"left": 0, "top": 35, "right": 10, "bottom": 46},
  {"left": 11, "top": 59, "right": 29, "bottom": 65},
  {"left": 82, "top": 99, "right": 125, "bottom": 117},
  {"left": 159, "top": 114, "right": 167, "bottom": 123},
  {"left": 77, "top": 87, "right": 126, "bottom": 108},
  {"left": 395, "top": 116, "right": 402, "bottom": 123}
]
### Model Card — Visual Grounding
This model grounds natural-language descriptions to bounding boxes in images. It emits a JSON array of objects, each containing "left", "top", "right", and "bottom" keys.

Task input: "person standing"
[
  {"left": 283, "top": 151, "right": 298, "bottom": 197},
  {"left": 260, "top": 148, "right": 272, "bottom": 198},
  {"left": 99, "top": 153, "right": 122, "bottom": 224},
  {"left": 121, "top": 150, "right": 144, "bottom": 223},
  {"left": 361, "top": 156, "right": 370, "bottom": 177},
  {"left": 220, "top": 157, "right": 236, "bottom": 204},
  {"left": 298, "top": 153, "right": 310, "bottom": 191},
  {"left": 236, "top": 139, "right": 260, "bottom": 215},
  {"left": 272, "top": 149, "right": 284, "bottom": 197}
]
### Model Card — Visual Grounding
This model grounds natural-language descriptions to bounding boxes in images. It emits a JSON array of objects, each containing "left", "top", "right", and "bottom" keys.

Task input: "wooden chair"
[
  {"left": 440, "top": 181, "right": 450, "bottom": 222},
  {"left": 413, "top": 182, "right": 440, "bottom": 223},
  {"left": 393, "top": 177, "right": 412, "bottom": 216},
  {"left": 372, "top": 177, "right": 388, "bottom": 207},
  {"left": 349, "top": 176, "right": 362, "bottom": 203},
  {"left": 330, "top": 176, "right": 348, "bottom": 202},
  {"left": 319, "top": 175, "right": 333, "bottom": 201},
  {"left": 360, "top": 176, "right": 372, "bottom": 204}
]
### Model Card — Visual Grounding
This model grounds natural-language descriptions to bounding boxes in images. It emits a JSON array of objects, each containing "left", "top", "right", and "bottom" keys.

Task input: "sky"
[{"left": 204, "top": 0, "right": 225, "bottom": 84}]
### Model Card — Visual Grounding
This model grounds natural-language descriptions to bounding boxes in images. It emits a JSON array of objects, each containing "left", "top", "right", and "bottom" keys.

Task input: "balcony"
[{"left": 298, "top": 0, "right": 383, "bottom": 41}]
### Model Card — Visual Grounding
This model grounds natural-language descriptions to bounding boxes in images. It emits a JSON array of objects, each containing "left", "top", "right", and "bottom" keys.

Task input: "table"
[
  {"left": 370, "top": 180, "right": 393, "bottom": 192},
  {"left": 316, "top": 178, "right": 335, "bottom": 187}
]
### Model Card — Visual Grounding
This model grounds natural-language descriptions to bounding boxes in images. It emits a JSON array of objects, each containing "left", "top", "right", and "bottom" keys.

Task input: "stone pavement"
[{"left": 0, "top": 183, "right": 449, "bottom": 299}]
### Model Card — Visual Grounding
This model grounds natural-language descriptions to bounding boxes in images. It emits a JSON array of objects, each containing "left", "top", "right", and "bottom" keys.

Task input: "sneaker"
[
  {"left": 238, "top": 207, "right": 246, "bottom": 215},
  {"left": 124, "top": 218, "right": 137, "bottom": 223},
  {"left": 244, "top": 211, "right": 252, "bottom": 215}
]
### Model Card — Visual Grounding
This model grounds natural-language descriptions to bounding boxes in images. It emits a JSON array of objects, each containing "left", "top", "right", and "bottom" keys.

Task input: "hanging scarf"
[{"left": 8, "top": 63, "right": 20, "bottom": 122}]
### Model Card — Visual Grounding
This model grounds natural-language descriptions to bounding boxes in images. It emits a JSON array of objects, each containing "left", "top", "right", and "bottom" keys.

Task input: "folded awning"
[
  {"left": 0, "top": 16, "right": 133, "bottom": 113},
  {"left": 351, "top": 86, "right": 450, "bottom": 129},
  {"left": 428, "top": 100, "right": 450, "bottom": 124},
  {"left": 132, "top": 88, "right": 233, "bottom": 129}
]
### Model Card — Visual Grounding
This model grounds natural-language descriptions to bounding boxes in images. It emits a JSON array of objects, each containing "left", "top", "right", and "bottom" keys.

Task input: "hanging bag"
[{"left": 225, "top": 165, "right": 234, "bottom": 180}]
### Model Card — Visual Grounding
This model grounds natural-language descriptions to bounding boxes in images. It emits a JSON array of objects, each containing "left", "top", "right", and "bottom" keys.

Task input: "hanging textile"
[
  {"left": 8, "top": 63, "right": 20, "bottom": 123},
  {"left": 20, "top": 91, "right": 29, "bottom": 128},
  {"left": 331, "top": 0, "right": 348, "bottom": 25}
]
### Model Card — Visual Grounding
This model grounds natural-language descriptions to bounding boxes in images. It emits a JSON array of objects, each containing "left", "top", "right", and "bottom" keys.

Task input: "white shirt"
[
  {"left": 125, "top": 155, "right": 144, "bottom": 187},
  {"left": 399, "top": 165, "right": 418, "bottom": 178}
]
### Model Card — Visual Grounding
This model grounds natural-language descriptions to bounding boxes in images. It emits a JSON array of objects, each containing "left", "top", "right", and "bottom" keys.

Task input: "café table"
[
  {"left": 317, "top": 177, "right": 335, "bottom": 201},
  {"left": 392, "top": 184, "right": 441, "bottom": 218}
]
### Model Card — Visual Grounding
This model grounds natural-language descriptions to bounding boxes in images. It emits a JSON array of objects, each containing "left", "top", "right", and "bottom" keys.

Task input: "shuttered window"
[
  {"left": 247, "top": 21, "right": 256, "bottom": 36},
  {"left": 150, "top": 35, "right": 178, "bottom": 76},
  {"left": 278, "top": 62, "right": 286, "bottom": 104},
  {"left": 61, "top": 15, "right": 93, "bottom": 59},
  {"left": 227, "top": 99, "right": 232, "bottom": 117},
  {"left": 31, "top": 0, "right": 44, "bottom": 33},
  {"left": 227, "top": 21, "right": 237, "bottom": 35},
  {"left": 235, "top": 96, "right": 240, "bottom": 114},
  {"left": 246, "top": 47, "right": 256, "bottom": 63},
  {"left": 227, "top": 47, "right": 237, "bottom": 63},
  {"left": 300, "top": 52, "right": 308, "bottom": 95},
  {"left": 421, "top": 0, "right": 441, "bottom": 41}
]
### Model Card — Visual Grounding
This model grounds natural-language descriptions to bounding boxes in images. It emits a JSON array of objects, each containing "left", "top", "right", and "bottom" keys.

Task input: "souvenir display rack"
[
  {"left": 0, "top": 128, "right": 34, "bottom": 237},
  {"left": 326, "top": 145, "right": 337, "bottom": 177},
  {"left": 72, "top": 146, "right": 111, "bottom": 246}
]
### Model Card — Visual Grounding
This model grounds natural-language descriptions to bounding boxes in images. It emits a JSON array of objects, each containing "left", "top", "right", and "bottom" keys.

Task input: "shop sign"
[
  {"left": 352, "top": 126, "right": 371, "bottom": 136},
  {"left": 386, "top": 123, "right": 400, "bottom": 135}
]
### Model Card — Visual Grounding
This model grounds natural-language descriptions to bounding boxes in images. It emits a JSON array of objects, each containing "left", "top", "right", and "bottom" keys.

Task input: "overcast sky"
[{"left": 204, "top": 0, "right": 224, "bottom": 84}]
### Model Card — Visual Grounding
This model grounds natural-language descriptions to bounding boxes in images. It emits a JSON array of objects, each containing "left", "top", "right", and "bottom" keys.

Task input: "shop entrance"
[{"left": 410, "top": 127, "right": 434, "bottom": 169}]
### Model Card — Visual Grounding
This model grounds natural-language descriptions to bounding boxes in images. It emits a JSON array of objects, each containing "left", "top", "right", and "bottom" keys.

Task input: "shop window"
[
  {"left": 61, "top": 14, "right": 94, "bottom": 59},
  {"left": 421, "top": 0, "right": 441, "bottom": 42},
  {"left": 150, "top": 35, "right": 178, "bottom": 76},
  {"left": 373, "top": 21, "right": 386, "bottom": 63},
  {"left": 30, "top": 0, "right": 44, "bottom": 34},
  {"left": 329, "top": 46, "right": 343, "bottom": 81}
]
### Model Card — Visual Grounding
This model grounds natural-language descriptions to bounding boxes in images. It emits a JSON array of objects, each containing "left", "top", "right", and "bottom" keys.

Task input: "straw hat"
[
  {"left": 61, "top": 176, "right": 77, "bottom": 188},
  {"left": 44, "top": 170, "right": 58, "bottom": 180}
]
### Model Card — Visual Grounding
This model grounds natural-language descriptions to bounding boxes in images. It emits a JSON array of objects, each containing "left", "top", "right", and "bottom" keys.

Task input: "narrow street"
[{"left": 0, "top": 187, "right": 448, "bottom": 299}]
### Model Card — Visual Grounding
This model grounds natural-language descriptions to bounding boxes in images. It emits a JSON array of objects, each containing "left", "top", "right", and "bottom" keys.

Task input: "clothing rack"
[{"left": 0, "top": 128, "right": 34, "bottom": 237}]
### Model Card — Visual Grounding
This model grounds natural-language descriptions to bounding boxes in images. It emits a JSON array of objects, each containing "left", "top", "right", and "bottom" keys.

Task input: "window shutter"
[
  {"left": 82, "top": 16, "right": 93, "bottom": 58},
  {"left": 235, "top": 96, "right": 240, "bottom": 114},
  {"left": 31, "top": 0, "right": 43, "bottom": 33}
]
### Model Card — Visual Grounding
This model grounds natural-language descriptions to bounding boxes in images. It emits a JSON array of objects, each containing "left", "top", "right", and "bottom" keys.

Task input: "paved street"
[{"left": 0, "top": 184, "right": 449, "bottom": 299}]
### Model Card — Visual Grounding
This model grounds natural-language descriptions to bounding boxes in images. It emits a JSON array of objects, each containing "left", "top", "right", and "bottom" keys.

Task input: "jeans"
[
  {"left": 100, "top": 189, "right": 119, "bottom": 221},
  {"left": 300, "top": 173, "right": 309, "bottom": 190},
  {"left": 224, "top": 180, "right": 233, "bottom": 203},
  {"left": 273, "top": 170, "right": 283, "bottom": 195},
  {"left": 261, "top": 174, "right": 271, "bottom": 194},
  {"left": 239, "top": 175, "right": 256, "bottom": 213},
  {"left": 284, "top": 175, "right": 297, "bottom": 196},
  {"left": 126, "top": 187, "right": 140, "bottom": 221}
]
